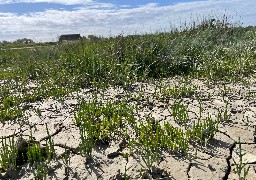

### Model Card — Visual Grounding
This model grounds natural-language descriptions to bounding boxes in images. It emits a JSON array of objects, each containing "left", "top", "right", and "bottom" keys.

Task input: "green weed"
[
  {"left": 0, "top": 135, "right": 17, "bottom": 171},
  {"left": 234, "top": 137, "right": 250, "bottom": 180},
  {"left": 169, "top": 102, "right": 189, "bottom": 127},
  {"left": 187, "top": 117, "right": 219, "bottom": 144}
]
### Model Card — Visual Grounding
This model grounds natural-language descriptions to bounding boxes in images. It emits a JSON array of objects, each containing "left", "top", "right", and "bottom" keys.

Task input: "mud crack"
[
  {"left": 186, "top": 162, "right": 193, "bottom": 179},
  {"left": 54, "top": 143, "right": 79, "bottom": 154},
  {"left": 39, "top": 123, "right": 65, "bottom": 142},
  {"left": 222, "top": 142, "right": 236, "bottom": 180}
]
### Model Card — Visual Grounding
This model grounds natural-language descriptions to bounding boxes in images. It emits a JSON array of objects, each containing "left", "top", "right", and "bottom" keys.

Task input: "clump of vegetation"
[
  {"left": 0, "top": 125, "right": 55, "bottom": 178},
  {"left": 0, "top": 135, "right": 17, "bottom": 172},
  {"left": 75, "top": 99, "right": 135, "bottom": 159},
  {"left": 234, "top": 137, "right": 250, "bottom": 180},
  {"left": 1, "top": 16, "right": 256, "bottom": 88},
  {"left": 169, "top": 102, "right": 189, "bottom": 127}
]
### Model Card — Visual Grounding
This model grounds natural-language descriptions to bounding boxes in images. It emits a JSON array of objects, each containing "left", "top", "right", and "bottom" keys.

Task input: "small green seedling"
[
  {"left": 0, "top": 135, "right": 17, "bottom": 171},
  {"left": 234, "top": 137, "right": 250, "bottom": 180},
  {"left": 188, "top": 117, "right": 218, "bottom": 145},
  {"left": 217, "top": 105, "right": 231, "bottom": 123},
  {"left": 79, "top": 121, "right": 95, "bottom": 160},
  {"left": 27, "top": 142, "right": 44, "bottom": 165},
  {"left": 135, "top": 122, "right": 160, "bottom": 177},
  {"left": 169, "top": 102, "right": 189, "bottom": 127},
  {"left": 32, "top": 161, "right": 47, "bottom": 180},
  {"left": 61, "top": 144, "right": 71, "bottom": 177},
  {"left": 163, "top": 122, "right": 189, "bottom": 154},
  {"left": 45, "top": 124, "right": 55, "bottom": 161}
]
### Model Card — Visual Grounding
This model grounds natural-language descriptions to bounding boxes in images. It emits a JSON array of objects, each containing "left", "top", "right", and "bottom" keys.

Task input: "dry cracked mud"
[{"left": 1, "top": 77, "right": 256, "bottom": 179}]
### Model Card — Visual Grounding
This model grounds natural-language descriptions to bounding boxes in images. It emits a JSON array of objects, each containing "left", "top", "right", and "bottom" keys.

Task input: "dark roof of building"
[{"left": 59, "top": 34, "right": 81, "bottom": 41}]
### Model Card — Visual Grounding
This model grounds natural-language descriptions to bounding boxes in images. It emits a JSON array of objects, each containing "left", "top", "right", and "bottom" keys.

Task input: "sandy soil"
[{"left": 1, "top": 77, "right": 256, "bottom": 179}]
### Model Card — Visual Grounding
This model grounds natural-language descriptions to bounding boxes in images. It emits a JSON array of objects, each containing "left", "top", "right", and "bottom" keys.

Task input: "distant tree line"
[{"left": 0, "top": 38, "right": 34, "bottom": 45}]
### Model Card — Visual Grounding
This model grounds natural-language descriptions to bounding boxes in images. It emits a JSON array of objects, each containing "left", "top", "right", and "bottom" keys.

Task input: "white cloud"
[{"left": 0, "top": 0, "right": 255, "bottom": 42}]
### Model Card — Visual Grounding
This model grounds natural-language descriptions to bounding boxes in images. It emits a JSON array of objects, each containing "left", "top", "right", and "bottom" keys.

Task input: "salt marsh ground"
[{"left": 1, "top": 18, "right": 256, "bottom": 179}]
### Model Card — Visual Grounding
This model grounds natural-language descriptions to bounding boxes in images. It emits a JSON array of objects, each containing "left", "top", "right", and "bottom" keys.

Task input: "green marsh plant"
[
  {"left": 27, "top": 142, "right": 44, "bottom": 165},
  {"left": 169, "top": 102, "right": 189, "bottom": 127},
  {"left": 44, "top": 124, "right": 55, "bottom": 161},
  {"left": 234, "top": 137, "right": 250, "bottom": 180},
  {"left": 0, "top": 135, "right": 17, "bottom": 171},
  {"left": 61, "top": 144, "right": 71, "bottom": 177},
  {"left": 79, "top": 120, "right": 95, "bottom": 160},
  {"left": 163, "top": 122, "right": 189, "bottom": 155},
  {"left": 162, "top": 84, "right": 196, "bottom": 99},
  {"left": 187, "top": 117, "right": 219, "bottom": 145},
  {"left": 132, "top": 118, "right": 162, "bottom": 177},
  {"left": 0, "top": 96, "right": 23, "bottom": 123},
  {"left": 31, "top": 161, "right": 47, "bottom": 180},
  {"left": 217, "top": 105, "right": 231, "bottom": 123},
  {"left": 75, "top": 99, "right": 136, "bottom": 160}
]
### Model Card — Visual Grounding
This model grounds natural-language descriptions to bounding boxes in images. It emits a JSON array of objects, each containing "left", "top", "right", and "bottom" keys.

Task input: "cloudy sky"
[{"left": 0, "top": 0, "right": 255, "bottom": 42}]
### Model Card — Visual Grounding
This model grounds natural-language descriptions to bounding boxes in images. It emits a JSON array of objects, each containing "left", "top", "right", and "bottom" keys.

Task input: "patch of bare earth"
[{"left": 1, "top": 77, "right": 256, "bottom": 179}]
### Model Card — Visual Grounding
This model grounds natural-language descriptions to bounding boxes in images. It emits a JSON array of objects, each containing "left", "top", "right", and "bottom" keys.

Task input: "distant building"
[{"left": 59, "top": 34, "right": 81, "bottom": 43}]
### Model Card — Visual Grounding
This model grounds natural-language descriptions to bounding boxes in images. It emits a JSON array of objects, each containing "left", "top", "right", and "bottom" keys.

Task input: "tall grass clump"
[{"left": 1, "top": 15, "right": 255, "bottom": 91}]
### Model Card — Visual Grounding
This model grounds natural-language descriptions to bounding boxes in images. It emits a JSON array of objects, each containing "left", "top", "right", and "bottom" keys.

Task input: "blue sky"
[
  {"left": 0, "top": 0, "right": 255, "bottom": 42},
  {"left": 0, "top": 0, "right": 202, "bottom": 14}
]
